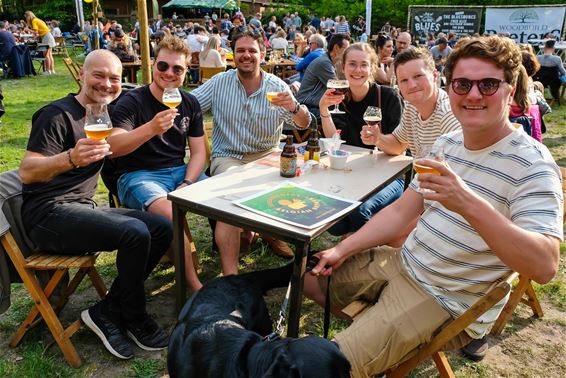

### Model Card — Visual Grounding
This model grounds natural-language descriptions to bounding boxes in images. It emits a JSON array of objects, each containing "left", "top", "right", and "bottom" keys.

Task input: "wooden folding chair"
[
  {"left": 385, "top": 273, "right": 518, "bottom": 378},
  {"left": 199, "top": 66, "right": 225, "bottom": 84},
  {"left": 0, "top": 170, "right": 107, "bottom": 368},
  {"left": 53, "top": 36, "right": 67, "bottom": 56},
  {"left": 63, "top": 57, "right": 81, "bottom": 91}
]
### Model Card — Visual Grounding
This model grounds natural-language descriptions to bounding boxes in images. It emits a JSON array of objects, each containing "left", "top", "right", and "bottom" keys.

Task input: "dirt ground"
[{"left": 1, "top": 262, "right": 565, "bottom": 378}]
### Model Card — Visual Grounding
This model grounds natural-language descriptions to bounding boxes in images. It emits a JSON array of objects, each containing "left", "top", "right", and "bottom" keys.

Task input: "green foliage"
[{"left": 130, "top": 358, "right": 165, "bottom": 378}]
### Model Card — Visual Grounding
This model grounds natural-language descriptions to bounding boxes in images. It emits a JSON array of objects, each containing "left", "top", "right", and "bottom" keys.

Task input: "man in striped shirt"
[
  {"left": 305, "top": 36, "right": 562, "bottom": 378},
  {"left": 361, "top": 47, "right": 460, "bottom": 160},
  {"left": 191, "top": 30, "right": 311, "bottom": 274}
]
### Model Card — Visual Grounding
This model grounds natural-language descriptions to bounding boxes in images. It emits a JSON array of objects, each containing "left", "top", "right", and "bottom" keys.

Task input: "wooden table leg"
[
  {"left": 287, "top": 242, "right": 309, "bottom": 337},
  {"left": 172, "top": 203, "right": 187, "bottom": 314}
]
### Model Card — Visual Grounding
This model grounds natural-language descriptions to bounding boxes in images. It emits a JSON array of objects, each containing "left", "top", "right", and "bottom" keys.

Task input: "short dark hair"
[
  {"left": 544, "top": 39, "right": 555, "bottom": 49},
  {"left": 436, "top": 37, "right": 448, "bottom": 45},
  {"left": 394, "top": 47, "right": 435, "bottom": 75},
  {"left": 232, "top": 30, "right": 265, "bottom": 52},
  {"left": 327, "top": 33, "right": 351, "bottom": 54}
]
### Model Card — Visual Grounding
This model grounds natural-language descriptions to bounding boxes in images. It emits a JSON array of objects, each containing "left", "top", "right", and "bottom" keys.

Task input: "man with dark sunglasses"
[
  {"left": 303, "top": 36, "right": 562, "bottom": 377},
  {"left": 191, "top": 30, "right": 311, "bottom": 274},
  {"left": 108, "top": 36, "right": 207, "bottom": 293}
]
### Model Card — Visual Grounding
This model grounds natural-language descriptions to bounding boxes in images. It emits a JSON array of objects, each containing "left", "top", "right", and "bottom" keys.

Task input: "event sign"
[
  {"left": 234, "top": 182, "right": 360, "bottom": 230},
  {"left": 408, "top": 6, "right": 483, "bottom": 41},
  {"left": 485, "top": 6, "right": 565, "bottom": 43}
]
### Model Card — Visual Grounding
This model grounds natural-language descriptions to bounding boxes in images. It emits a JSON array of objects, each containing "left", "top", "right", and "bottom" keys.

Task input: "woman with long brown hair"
[
  {"left": 374, "top": 34, "right": 394, "bottom": 84},
  {"left": 318, "top": 42, "right": 403, "bottom": 235},
  {"left": 24, "top": 10, "right": 55, "bottom": 75}
]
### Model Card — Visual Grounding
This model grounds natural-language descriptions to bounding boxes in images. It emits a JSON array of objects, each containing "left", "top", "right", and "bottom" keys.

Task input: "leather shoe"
[
  {"left": 461, "top": 336, "right": 488, "bottom": 361},
  {"left": 261, "top": 236, "right": 294, "bottom": 258}
]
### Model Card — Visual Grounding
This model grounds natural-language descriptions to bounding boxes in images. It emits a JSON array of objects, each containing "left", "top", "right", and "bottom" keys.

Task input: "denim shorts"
[{"left": 117, "top": 166, "right": 208, "bottom": 210}]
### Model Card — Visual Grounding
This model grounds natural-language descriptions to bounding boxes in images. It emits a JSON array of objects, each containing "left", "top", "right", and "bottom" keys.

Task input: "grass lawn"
[{"left": 0, "top": 55, "right": 565, "bottom": 377}]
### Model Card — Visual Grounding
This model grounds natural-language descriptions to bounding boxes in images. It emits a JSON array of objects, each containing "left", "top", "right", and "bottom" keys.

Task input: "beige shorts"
[
  {"left": 210, "top": 148, "right": 276, "bottom": 176},
  {"left": 319, "top": 246, "right": 471, "bottom": 378}
]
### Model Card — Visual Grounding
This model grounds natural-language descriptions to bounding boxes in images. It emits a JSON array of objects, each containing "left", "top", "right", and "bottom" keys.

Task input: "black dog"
[{"left": 167, "top": 264, "right": 351, "bottom": 378}]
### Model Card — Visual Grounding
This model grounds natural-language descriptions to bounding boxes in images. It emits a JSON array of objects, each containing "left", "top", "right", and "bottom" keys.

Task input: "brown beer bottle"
[
  {"left": 304, "top": 132, "right": 320, "bottom": 162},
  {"left": 280, "top": 135, "right": 297, "bottom": 178}
]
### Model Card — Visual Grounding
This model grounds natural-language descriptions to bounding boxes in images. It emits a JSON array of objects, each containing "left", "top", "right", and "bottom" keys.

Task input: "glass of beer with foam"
[
  {"left": 84, "top": 103, "right": 112, "bottom": 140},
  {"left": 162, "top": 87, "right": 182, "bottom": 109},
  {"left": 413, "top": 145, "right": 445, "bottom": 193}
]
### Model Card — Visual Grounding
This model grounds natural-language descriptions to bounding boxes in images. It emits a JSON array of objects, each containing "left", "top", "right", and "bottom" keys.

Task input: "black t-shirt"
[
  {"left": 111, "top": 85, "right": 204, "bottom": 175},
  {"left": 22, "top": 94, "right": 101, "bottom": 229},
  {"left": 333, "top": 83, "right": 402, "bottom": 149}
]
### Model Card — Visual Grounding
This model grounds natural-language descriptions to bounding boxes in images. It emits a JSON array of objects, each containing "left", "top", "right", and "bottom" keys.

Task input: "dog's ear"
[{"left": 260, "top": 349, "right": 301, "bottom": 378}]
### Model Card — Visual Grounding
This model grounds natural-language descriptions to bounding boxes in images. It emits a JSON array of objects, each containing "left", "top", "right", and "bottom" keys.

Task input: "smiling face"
[
  {"left": 152, "top": 48, "right": 187, "bottom": 92},
  {"left": 396, "top": 58, "right": 436, "bottom": 107},
  {"left": 233, "top": 36, "right": 264, "bottom": 78},
  {"left": 343, "top": 49, "right": 372, "bottom": 88},
  {"left": 448, "top": 57, "right": 514, "bottom": 142},
  {"left": 79, "top": 50, "right": 122, "bottom": 105}
]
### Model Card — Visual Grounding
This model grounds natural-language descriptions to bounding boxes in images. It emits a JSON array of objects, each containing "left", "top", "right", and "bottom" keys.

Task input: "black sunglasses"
[
  {"left": 450, "top": 78, "right": 506, "bottom": 96},
  {"left": 156, "top": 61, "right": 186, "bottom": 76}
]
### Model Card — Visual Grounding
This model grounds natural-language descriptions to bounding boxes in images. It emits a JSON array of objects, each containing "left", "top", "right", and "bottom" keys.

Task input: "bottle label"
[{"left": 280, "top": 156, "right": 297, "bottom": 177}]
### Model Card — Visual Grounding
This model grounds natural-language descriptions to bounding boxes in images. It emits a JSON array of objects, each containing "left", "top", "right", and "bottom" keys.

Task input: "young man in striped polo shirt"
[
  {"left": 305, "top": 36, "right": 562, "bottom": 378},
  {"left": 361, "top": 47, "right": 461, "bottom": 160}
]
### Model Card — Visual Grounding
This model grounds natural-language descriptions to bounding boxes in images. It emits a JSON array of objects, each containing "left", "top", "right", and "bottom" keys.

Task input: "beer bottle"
[
  {"left": 280, "top": 135, "right": 297, "bottom": 178},
  {"left": 304, "top": 132, "right": 320, "bottom": 162}
]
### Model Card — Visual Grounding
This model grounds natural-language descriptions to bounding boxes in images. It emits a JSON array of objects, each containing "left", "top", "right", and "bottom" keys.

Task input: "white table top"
[{"left": 168, "top": 145, "right": 413, "bottom": 242}]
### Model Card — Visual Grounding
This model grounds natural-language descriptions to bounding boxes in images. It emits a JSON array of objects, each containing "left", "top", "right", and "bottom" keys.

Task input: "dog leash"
[
  {"left": 263, "top": 279, "right": 292, "bottom": 342},
  {"left": 264, "top": 263, "right": 332, "bottom": 341}
]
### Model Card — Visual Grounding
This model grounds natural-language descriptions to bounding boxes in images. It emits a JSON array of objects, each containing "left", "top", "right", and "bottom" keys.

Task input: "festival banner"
[
  {"left": 234, "top": 182, "right": 360, "bottom": 230},
  {"left": 408, "top": 6, "right": 483, "bottom": 42},
  {"left": 484, "top": 6, "right": 566, "bottom": 43}
]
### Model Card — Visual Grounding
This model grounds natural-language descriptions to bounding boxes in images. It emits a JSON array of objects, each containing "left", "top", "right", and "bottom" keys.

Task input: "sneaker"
[
  {"left": 42, "top": 71, "right": 50, "bottom": 76},
  {"left": 81, "top": 304, "right": 133, "bottom": 359},
  {"left": 461, "top": 336, "right": 489, "bottom": 361},
  {"left": 126, "top": 316, "right": 169, "bottom": 351}
]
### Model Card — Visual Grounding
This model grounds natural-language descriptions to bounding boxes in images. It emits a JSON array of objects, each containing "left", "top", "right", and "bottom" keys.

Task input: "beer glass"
[
  {"left": 327, "top": 79, "right": 349, "bottom": 114},
  {"left": 413, "top": 145, "right": 445, "bottom": 193},
  {"left": 363, "top": 106, "right": 382, "bottom": 157},
  {"left": 162, "top": 87, "right": 182, "bottom": 108},
  {"left": 84, "top": 103, "right": 112, "bottom": 140}
]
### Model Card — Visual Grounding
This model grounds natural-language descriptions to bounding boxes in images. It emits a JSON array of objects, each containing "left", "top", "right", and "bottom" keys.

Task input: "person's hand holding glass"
[
  {"left": 413, "top": 145, "right": 445, "bottom": 193},
  {"left": 266, "top": 85, "right": 294, "bottom": 111},
  {"left": 326, "top": 79, "right": 349, "bottom": 114},
  {"left": 361, "top": 106, "right": 382, "bottom": 155},
  {"left": 71, "top": 102, "right": 113, "bottom": 168}
]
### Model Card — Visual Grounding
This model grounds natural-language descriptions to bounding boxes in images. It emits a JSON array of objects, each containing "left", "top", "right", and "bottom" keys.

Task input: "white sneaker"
[{"left": 42, "top": 71, "right": 50, "bottom": 76}]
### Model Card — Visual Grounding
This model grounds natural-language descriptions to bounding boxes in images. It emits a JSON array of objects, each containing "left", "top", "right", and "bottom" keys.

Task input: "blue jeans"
[
  {"left": 118, "top": 166, "right": 208, "bottom": 210},
  {"left": 28, "top": 202, "right": 172, "bottom": 323},
  {"left": 328, "top": 178, "right": 404, "bottom": 236}
]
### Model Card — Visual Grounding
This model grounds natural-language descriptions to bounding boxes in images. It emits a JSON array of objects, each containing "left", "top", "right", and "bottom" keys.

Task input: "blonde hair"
[
  {"left": 24, "top": 10, "right": 37, "bottom": 26},
  {"left": 201, "top": 35, "right": 221, "bottom": 61},
  {"left": 341, "top": 42, "right": 379, "bottom": 83}
]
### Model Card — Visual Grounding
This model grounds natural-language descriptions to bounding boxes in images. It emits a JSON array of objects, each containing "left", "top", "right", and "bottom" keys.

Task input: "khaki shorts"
[
  {"left": 210, "top": 148, "right": 276, "bottom": 176},
  {"left": 319, "top": 246, "right": 471, "bottom": 378}
]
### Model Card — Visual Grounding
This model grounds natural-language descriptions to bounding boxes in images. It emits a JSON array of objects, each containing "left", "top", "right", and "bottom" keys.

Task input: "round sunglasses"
[
  {"left": 450, "top": 78, "right": 506, "bottom": 96},
  {"left": 156, "top": 61, "right": 186, "bottom": 76}
]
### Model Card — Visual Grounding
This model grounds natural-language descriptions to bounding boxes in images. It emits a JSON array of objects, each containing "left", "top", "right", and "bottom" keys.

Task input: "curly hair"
[
  {"left": 155, "top": 35, "right": 191, "bottom": 65},
  {"left": 444, "top": 36, "right": 522, "bottom": 86}
]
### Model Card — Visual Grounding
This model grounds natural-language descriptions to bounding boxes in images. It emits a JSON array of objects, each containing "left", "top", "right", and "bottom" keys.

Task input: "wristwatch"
[{"left": 291, "top": 101, "right": 301, "bottom": 115}]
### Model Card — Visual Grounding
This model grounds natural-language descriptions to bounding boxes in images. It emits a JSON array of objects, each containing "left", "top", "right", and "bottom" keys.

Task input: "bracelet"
[
  {"left": 182, "top": 179, "right": 194, "bottom": 186},
  {"left": 67, "top": 149, "right": 79, "bottom": 169},
  {"left": 320, "top": 113, "right": 331, "bottom": 118}
]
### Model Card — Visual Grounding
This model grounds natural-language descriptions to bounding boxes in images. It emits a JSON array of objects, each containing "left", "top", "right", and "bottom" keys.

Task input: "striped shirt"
[
  {"left": 335, "top": 22, "right": 350, "bottom": 34},
  {"left": 392, "top": 89, "right": 461, "bottom": 158},
  {"left": 192, "top": 69, "right": 298, "bottom": 159},
  {"left": 403, "top": 128, "right": 563, "bottom": 338}
]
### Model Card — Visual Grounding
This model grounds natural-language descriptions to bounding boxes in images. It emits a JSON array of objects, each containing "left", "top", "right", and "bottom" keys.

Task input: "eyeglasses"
[
  {"left": 450, "top": 78, "right": 506, "bottom": 96},
  {"left": 156, "top": 61, "right": 186, "bottom": 76}
]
